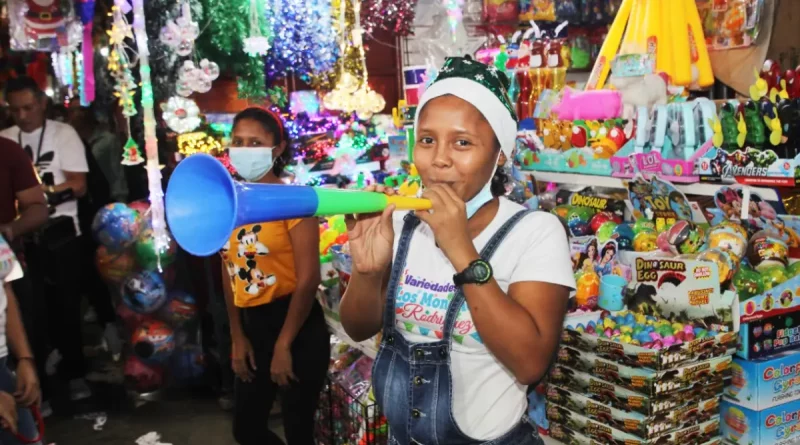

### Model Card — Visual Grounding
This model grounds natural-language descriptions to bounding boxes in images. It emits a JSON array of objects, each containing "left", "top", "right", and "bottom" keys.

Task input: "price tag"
[{"left": 740, "top": 187, "right": 751, "bottom": 221}]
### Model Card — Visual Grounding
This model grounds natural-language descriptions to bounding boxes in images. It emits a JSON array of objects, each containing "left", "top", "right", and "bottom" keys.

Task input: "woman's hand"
[
  {"left": 270, "top": 344, "right": 297, "bottom": 387},
  {"left": 415, "top": 184, "right": 473, "bottom": 262},
  {"left": 0, "top": 392, "right": 17, "bottom": 434},
  {"left": 14, "top": 359, "right": 39, "bottom": 407},
  {"left": 232, "top": 333, "right": 256, "bottom": 383},
  {"left": 346, "top": 185, "right": 395, "bottom": 276}
]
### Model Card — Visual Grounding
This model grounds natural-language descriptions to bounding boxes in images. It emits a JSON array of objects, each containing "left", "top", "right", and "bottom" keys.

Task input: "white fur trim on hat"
[{"left": 414, "top": 77, "right": 516, "bottom": 164}]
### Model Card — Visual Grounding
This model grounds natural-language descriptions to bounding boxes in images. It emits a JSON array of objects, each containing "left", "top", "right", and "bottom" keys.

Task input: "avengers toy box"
[
  {"left": 725, "top": 350, "right": 800, "bottom": 411},
  {"left": 721, "top": 397, "right": 800, "bottom": 445}
]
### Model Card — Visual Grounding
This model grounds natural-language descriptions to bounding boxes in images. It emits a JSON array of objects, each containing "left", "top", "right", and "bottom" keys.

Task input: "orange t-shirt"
[{"left": 221, "top": 219, "right": 302, "bottom": 308}]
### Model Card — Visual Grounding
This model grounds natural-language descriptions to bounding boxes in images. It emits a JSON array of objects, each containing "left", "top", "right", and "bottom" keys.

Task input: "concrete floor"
[{"left": 45, "top": 394, "right": 285, "bottom": 445}]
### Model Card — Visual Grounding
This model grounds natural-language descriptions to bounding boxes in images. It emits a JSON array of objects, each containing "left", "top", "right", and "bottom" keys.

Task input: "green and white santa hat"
[{"left": 414, "top": 56, "right": 518, "bottom": 164}]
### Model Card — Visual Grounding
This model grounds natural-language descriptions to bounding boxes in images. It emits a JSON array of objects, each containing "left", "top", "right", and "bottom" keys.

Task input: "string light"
[
  {"left": 107, "top": 3, "right": 137, "bottom": 117},
  {"left": 132, "top": 0, "right": 170, "bottom": 268},
  {"left": 177, "top": 131, "right": 222, "bottom": 155},
  {"left": 243, "top": 0, "right": 270, "bottom": 56}
]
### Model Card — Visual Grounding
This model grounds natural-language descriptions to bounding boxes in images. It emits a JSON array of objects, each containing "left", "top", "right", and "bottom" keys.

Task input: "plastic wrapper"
[
  {"left": 8, "top": 0, "right": 82, "bottom": 52},
  {"left": 483, "top": 0, "right": 519, "bottom": 23},
  {"left": 335, "top": 355, "right": 375, "bottom": 402},
  {"left": 520, "top": 0, "right": 556, "bottom": 21}
]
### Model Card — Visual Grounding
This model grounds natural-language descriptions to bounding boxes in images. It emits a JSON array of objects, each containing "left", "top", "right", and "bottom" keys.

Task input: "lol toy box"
[
  {"left": 721, "top": 397, "right": 800, "bottom": 445},
  {"left": 725, "top": 350, "right": 800, "bottom": 411}
]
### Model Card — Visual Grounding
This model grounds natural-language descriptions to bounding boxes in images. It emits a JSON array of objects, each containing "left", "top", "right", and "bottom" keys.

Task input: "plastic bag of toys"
[
  {"left": 8, "top": 0, "right": 82, "bottom": 52},
  {"left": 520, "top": 0, "right": 556, "bottom": 21},
  {"left": 483, "top": 0, "right": 520, "bottom": 23}
]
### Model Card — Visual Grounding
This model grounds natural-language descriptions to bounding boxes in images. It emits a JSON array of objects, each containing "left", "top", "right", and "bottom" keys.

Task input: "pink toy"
[{"left": 551, "top": 88, "right": 623, "bottom": 121}]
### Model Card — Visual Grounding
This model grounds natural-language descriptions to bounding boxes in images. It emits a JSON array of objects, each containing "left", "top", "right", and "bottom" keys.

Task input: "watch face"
[{"left": 473, "top": 261, "right": 492, "bottom": 282}]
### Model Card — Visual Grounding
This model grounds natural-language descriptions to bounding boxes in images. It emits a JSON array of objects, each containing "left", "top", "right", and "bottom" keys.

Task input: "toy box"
[
  {"left": 725, "top": 350, "right": 800, "bottom": 411},
  {"left": 549, "top": 363, "right": 727, "bottom": 416},
  {"left": 546, "top": 403, "right": 721, "bottom": 445},
  {"left": 557, "top": 345, "right": 733, "bottom": 397},
  {"left": 546, "top": 384, "right": 720, "bottom": 439},
  {"left": 721, "top": 397, "right": 800, "bottom": 445},
  {"left": 697, "top": 146, "right": 798, "bottom": 187},
  {"left": 738, "top": 276, "right": 800, "bottom": 360}
]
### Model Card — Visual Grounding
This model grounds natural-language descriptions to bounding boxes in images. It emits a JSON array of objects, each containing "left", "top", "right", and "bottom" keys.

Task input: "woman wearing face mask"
[
  {"left": 339, "top": 57, "right": 575, "bottom": 444},
  {"left": 221, "top": 108, "right": 330, "bottom": 445}
]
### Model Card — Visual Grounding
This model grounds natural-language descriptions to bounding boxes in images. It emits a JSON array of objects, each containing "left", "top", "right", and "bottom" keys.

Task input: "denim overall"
[{"left": 372, "top": 211, "right": 543, "bottom": 445}]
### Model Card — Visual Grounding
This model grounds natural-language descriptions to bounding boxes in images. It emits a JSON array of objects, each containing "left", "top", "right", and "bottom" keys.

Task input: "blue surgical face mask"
[
  {"left": 228, "top": 146, "right": 274, "bottom": 181},
  {"left": 465, "top": 180, "right": 494, "bottom": 219}
]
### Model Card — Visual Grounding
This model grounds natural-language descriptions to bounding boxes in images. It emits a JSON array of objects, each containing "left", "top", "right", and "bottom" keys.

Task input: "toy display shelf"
[{"left": 530, "top": 171, "right": 781, "bottom": 201}]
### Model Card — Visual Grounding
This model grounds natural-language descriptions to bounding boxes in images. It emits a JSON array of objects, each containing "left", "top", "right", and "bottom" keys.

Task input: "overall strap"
[
  {"left": 441, "top": 209, "right": 535, "bottom": 339},
  {"left": 382, "top": 212, "right": 420, "bottom": 333}
]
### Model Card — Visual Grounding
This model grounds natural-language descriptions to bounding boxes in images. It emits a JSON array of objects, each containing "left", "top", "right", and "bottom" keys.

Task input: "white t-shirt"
[
  {"left": 391, "top": 198, "right": 576, "bottom": 440},
  {"left": 0, "top": 237, "right": 23, "bottom": 359},
  {"left": 0, "top": 120, "right": 89, "bottom": 235}
]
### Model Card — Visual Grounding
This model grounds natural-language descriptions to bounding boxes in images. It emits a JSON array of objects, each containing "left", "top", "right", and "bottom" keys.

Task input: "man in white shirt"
[
  {"left": 1, "top": 77, "right": 91, "bottom": 404},
  {"left": 0, "top": 77, "right": 88, "bottom": 234}
]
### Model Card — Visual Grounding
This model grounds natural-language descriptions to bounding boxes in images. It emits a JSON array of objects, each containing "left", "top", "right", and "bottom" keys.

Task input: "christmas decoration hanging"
[
  {"left": 132, "top": 0, "right": 171, "bottom": 269},
  {"left": 263, "top": 0, "right": 338, "bottom": 84},
  {"left": 107, "top": 0, "right": 137, "bottom": 116},
  {"left": 267, "top": 85, "right": 288, "bottom": 108},
  {"left": 122, "top": 136, "right": 144, "bottom": 165},
  {"left": 360, "top": 0, "right": 417, "bottom": 37},
  {"left": 76, "top": 0, "right": 96, "bottom": 104},
  {"left": 243, "top": 0, "right": 269, "bottom": 57},
  {"left": 8, "top": 0, "right": 82, "bottom": 51},
  {"left": 159, "top": 1, "right": 200, "bottom": 57},
  {"left": 176, "top": 59, "right": 220, "bottom": 96},
  {"left": 443, "top": 0, "right": 464, "bottom": 41},
  {"left": 161, "top": 96, "right": 202, "bottom": 134}
]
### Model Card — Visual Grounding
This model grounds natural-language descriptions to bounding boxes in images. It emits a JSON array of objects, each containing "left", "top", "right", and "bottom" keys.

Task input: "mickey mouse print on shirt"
[{"left": 222, "top": 220, "right": 303, "bottom": 308}]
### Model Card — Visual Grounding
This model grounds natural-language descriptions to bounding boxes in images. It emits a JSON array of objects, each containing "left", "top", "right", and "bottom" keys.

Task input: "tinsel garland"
[
  {"left": 360, "top": 0, "right": 417, "bottom": 36},
  {"left": 308, "top": 0, "right": 363, "bottom": 91},
  {"left": 195, "top": 0, "right": 265, "bottom": 99},
  {"left": 263, "top": 0, "right": 338, "bottom": 85}
]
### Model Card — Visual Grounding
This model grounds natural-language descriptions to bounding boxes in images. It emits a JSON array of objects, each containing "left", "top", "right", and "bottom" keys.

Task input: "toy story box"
[
  {"left": 725, "top": 350, "right": 800, "bottom": 411},
  {"left": 722, "top": 397, "right": 800, "bottom": 445}
]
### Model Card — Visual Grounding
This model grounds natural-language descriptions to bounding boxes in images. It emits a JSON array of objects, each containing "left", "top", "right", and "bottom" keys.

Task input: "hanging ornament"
[
  {"left": 442, "top": 0, "right": 464, "bottom": 41},
  {"left": 159, "top": 2, "right": 199, "bottom": 57},
  {"left": 267, "top": 85, "right": 288, "bottom": 108},
  {"left": 76, "top": 0, "right": 96, "bottom": 104},
  {"left": 360, "top": 0, "right": 418, "bottom": 36},
  {"left": 243, "top": 0, "right": 270, "bottom": 57},
  {"left": 161, "top": 96, "right": 202, "bottom": 134},
  {"left": 122, "top": 136, "right": 144, "bottom": 166},
  {"left": 107, "top": 1, "right": 137, "bottom": 116},
  {"left": 176, "top": 59, "right": 220, "bottom": 96}
]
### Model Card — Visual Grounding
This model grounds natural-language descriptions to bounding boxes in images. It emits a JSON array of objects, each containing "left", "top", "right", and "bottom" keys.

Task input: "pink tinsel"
[{"left": 361, "top": 0, "right": 418, "bottom": 36}]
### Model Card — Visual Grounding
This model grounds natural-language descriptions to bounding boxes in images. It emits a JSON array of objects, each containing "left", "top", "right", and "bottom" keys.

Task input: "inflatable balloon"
[
  {"left": 121, "top": 270, "right": 168, "bottom": 314},
  {"left": 157, "top": 291, "right": 198, "bottom": 327},
  {"left": 96, "top": 245, "right": 137, "bottom": 284},
  {"left": 117, "top": 302, "right": 150, "bottom": 331},
  {"left": 132, "top": 320, "right": 176, "bottom": 364},
  {"left": 124, "top": 355, "right": 164, "bottom": 393},
  {"left": 135, "top": 228, "right": 177, "bottom": 271},
  {"left": 128, "top": 200, "right": 151, "bottom": 215},
  {"left": 92, "top": 203, "right": 142, "bottom": 252}
]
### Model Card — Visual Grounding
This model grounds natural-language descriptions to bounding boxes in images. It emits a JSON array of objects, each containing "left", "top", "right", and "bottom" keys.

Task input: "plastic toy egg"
[
  {"left": 551, "top": 205, "right": 570, "bottom": 219},
  {"left": 633, "top": 217, "right": 656, "bottom": 234},
  {"left": 567, "top": 207, "right": 595, "bottom": 236},
  {"left": 664, "top": 220, "right": 706, "bottom": 255},
  {"left": 761, "top": 266, "right": 789, "bottom": 290},
  {"left": 733, "top": 267, "right": 764, "bottom": 301},
  {"left": 698, "top": 248, "right": 736, "bottom": 286},
  {"left": 788, "top": 261, "right": 800, "bottom": 278},
  {"left": 633, "top": 230, "right": 658, "bottom": 252},
  {"left": 590, "top": 211, "right": 620, "bottom": 234},
  {"left": 596, "top": 221, "right": 618, "bottom": 243},
  {"left": 719, "top": 220, "right": 748, "bottom": 241},
  {"left": 747, "top": 230, "right": 789, "bottom": 272},
  {"left": 707, "top": 224, "right": 747, "bottom": 261}
]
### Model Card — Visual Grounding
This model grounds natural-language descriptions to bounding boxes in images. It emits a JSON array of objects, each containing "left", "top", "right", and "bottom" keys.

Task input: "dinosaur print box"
[{"left": 562, "top": 256, "right": 738, "bottom": 371}]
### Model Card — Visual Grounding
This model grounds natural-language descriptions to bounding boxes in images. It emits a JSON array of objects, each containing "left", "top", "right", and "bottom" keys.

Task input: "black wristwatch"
[{"left": 453, "top": 259, "right": 493, "bottom": 287}]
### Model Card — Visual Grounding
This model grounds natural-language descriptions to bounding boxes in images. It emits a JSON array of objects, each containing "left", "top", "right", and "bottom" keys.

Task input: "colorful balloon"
[
  {"left": 157, "top": 291, "right": 198, "bottom": 327},
  {"left": 135, "top": 229, "right": 178, "bottom": 271},
  {"left": 96, "top": 245, "right": 137, "bottom": 284},
  {"left": 121, "top": 271, "right": 168, "bottom": 314},
  {"left": 92, "top": 203, "right": 142, "bottom": 252},
  {"left": 132, "top": 320, "right": 176, "bottom": 364}
]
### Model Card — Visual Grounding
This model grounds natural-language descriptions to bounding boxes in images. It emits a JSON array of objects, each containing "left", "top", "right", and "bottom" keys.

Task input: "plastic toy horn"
[{"left": 165, "top": 153, "right": 431, "bottom": 256}]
